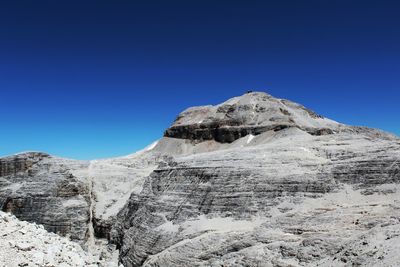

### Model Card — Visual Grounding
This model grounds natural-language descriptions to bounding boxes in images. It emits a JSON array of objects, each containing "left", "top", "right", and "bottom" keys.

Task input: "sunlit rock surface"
[
  {"left": 0, "top": 148, "right": 161, "bottom": 242},
  {"left": 0, "top": 152, "right": 91, "bottom": 241},
  {"left": 0, "top": 211, "right": 119, "bottom": 267},
  {"left": 112, "top": 92, "right": 400, "bottom": 267},
  {"left": 1, "top": 92, "right": 399, "bottom": 267},
  {"left": 164, "top": 92, "right": 340, "bottom": 143}
]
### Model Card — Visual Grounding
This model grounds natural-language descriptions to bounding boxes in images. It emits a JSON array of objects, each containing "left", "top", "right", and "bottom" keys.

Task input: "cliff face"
[
  {"left": 111, "top": 92, "right": 400, "bottom": 267},
  {"left": 0, "top": 152, "right": 91, "bottom": 241},
  {"left": 0, "top": 150, "right": 161, "bottom": 243},
  {"left": 1, "top": 92, "right": 400, "bottom": 267},
  {"left": 164, "top": 92, "right": 339, "bottom": 143}
]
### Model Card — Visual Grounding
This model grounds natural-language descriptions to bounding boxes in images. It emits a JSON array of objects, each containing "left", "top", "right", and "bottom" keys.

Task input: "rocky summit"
[
  {"left": 164, "top": 92, "right": 339, "bottom": 143},
  {"left": 1, "top": 91, "right": 400, "bottom": 267}
]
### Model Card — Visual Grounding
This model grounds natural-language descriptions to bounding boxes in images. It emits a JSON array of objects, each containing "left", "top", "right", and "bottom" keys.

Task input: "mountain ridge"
[
  {"left": 0, "top": 91, "right": 399, "bottom": 267},
  {"left": 4, "top": 91, "right": 398, "bottom": 160}
]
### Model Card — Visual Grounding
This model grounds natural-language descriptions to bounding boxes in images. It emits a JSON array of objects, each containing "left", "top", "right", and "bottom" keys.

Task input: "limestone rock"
[
  {"left": 0, "top": 152, "right": 90, "bottom": 241},
  {"left": 0, "top": 211, "right": 118, "bottom": 267},
  {"left": 164, "top": 92, "right": 340, "bottom": 143},
  {"left": 1, "top": 91, "right": 400, "bottom": 267},
  {"left": 0, "top": 149, "right": 161, "bottom": 242},
  {"left": 111, "top": 92, "right": 400, "bottom": 267}
]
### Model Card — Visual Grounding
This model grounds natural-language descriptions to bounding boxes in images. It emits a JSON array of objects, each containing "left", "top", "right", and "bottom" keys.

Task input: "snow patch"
[
  {"left": 247, "top": 134, "right": 255, "bottom": 144},
  {"left": 144, "top": 140, "right": 159, "bottom": 152}
]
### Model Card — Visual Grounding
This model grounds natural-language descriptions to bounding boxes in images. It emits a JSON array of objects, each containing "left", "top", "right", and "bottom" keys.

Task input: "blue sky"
[{"left": 1, "top": 0, "right": 399, "bottom": 160}]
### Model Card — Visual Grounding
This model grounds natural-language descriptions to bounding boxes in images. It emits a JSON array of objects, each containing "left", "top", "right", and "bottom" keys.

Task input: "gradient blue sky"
[{"left": 1, "top": 0, "right": 399, "bottom": 160}]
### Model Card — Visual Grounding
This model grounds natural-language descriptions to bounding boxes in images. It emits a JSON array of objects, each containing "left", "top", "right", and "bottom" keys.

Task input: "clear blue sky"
[{"left": 1, "top": 0, "right": 399, "bottom": 160}]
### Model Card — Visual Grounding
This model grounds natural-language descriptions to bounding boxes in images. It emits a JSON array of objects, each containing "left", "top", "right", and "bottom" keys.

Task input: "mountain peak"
[{"left": 164, "top": 91, "right": 340, "bottom": 143}]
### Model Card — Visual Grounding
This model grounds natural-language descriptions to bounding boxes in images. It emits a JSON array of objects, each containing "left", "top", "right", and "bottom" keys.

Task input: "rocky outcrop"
[
  {"left": 112, "top": 129, "right": 400, "bottom": 266},
  {"left": 0, "top": 152, "right": 91, "bottom": 241},
  {"left": 1, "top": 91, "right": 400, "bottom": 267},
  {"left": 164, "top": 92, "right": 339, "bottom": 143},
  {"left": 0, "top": 152, "right": 49, "bottom": 176},
  {"left": 111, "top": 92, "right": 400, "bottom": 267},
  {"left": 0, "top": 148, "right": 161, "bottom": 243},
  {"left": 87, "top": 150, "right": 162, "bottom": 239}
]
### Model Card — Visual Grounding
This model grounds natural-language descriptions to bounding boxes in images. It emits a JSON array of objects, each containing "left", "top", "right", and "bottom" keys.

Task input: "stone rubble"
[{"left": 0, "top": 211, "right": 120, "bottom": 267}]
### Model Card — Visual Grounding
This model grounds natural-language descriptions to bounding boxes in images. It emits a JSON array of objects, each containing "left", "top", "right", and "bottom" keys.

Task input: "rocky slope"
[
  {"left": 0, "top": 146, "right": 162, "bottom": 266},
  {"left": 111, "top": 92, "right": 400, "bottom": 266},
  {"left": 1, "top": 91, "right": 399, "bottom": 267},
  {"left": 0, "top": 211, "right": 119, "bottom": 267}
]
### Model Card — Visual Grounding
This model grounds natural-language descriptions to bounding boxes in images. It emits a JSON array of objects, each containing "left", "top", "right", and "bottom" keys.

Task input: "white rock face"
[
  {"left": 164, "top": 92, "right": 341, "bottom": 143},
  {"left": 86, "top": 151, "right": 162, "bottom": 239},
  {"left": 172, "top": 92, "right": 338, "bottom": 128},
  {"left": 0, "top": 211, "right": 119, "bottom": 267},
  {"left": 112, "top": 126, "right": 400, "bottom": 266},
  {"left": 0, "top": 153, "right": 92, "bottom": 241},
  {"left": 0, "top": 149, "right": 162, "bottom": 242},
  {"left": 1, "top": 91, "right": 399, "bottom": 267},
  {"left": 111, "top": 92, "right": 400, "bottom": 267}
]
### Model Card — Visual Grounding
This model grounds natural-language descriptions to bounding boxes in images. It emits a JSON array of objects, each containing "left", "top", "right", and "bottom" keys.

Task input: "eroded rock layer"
[
  {"left": 1, "top": 91, "right": 400, "bottom": 267},
  {"left": 164, "top": 92, "right": 339, "bottom": 143},
  {"left": 0, "top": 152, "right": 91, "bottom": 241},
  {"left": 111, "top": 92, "right": 400, "bottom": 267}
]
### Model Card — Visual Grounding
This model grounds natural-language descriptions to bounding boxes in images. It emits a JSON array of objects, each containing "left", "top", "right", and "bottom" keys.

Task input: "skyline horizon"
[
  {"left": 2, "top": 89, "right": 399, "bottom": 160},
  {"left": 1, "top": 1, "right": 399, "bottom": 159}
]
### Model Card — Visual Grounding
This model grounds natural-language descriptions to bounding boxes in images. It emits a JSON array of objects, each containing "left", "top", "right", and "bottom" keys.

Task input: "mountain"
[
  {"left": 164, "top": 91, "right": 339, "bottom": 143},
  {"left": 1, "top": 91, "right": 400, "bottom": 267}
]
